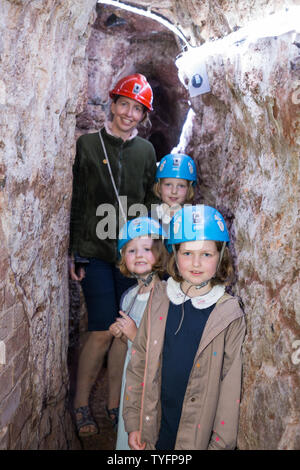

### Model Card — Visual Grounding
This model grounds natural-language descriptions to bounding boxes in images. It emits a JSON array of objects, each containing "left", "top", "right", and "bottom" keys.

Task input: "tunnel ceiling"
[
  {"left": 84, "top": 1, "right": 298, "bottom": 159},
  {"left": 96, "top": 0, "right": 296, "bottom": 46}
]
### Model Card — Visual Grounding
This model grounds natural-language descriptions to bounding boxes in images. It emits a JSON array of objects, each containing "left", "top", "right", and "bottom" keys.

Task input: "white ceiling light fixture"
[{"left": 175, "top": 6, "right": 300, "bottom": 98}]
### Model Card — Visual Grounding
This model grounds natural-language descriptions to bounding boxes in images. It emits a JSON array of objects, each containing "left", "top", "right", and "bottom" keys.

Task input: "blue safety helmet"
[
  {"left": 165, "top": 205, "right": 230, "bottom": 253},
  {"left": 118, "top": 217, "right": 166, "bottom": 253},
  {"left": 155, "top": 153, "right": 197, "bottom": 186}
]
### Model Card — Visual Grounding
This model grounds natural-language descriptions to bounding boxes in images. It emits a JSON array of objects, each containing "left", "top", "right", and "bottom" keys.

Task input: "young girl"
[
  {"left": 123, "top": 205, "right": 246, "bottom": 450},
  {"left": 109, "top": 216, "right": 167, "bottom": 450},
  {"left": 151, "top": 153, "right": 197, "bottom": 233}
]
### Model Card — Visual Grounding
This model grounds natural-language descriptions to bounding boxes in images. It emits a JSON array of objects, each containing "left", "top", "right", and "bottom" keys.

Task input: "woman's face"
[{"left": 111, "top": 96, "right": 145, "bottom": 140}]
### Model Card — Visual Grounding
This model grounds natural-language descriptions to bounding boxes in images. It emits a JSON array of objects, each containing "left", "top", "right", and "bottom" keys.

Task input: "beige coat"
[{"left": 123, "top": 280, "right": 246, "bottom": 450}]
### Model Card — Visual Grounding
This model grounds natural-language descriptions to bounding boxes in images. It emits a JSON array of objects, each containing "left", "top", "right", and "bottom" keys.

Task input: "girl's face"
[
  {"left": 111, "top": 96, "right": 145, "bottom": 140},
  {"left": 124, "top": 236, "right": 156, "bottom": 275},
  {"left": 159, "top": 178, "right": 189, "bottom": 206},
  {"left": 177, "top": 240, "right": 219, "bottom": 286}
]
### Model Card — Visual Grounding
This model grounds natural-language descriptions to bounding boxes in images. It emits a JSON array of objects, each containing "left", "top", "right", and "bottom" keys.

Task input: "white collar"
[{"left": 166, "top": 277, "right": 225, "bottom": 309}]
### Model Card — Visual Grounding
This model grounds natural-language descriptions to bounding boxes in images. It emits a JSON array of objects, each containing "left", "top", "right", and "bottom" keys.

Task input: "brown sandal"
[{"left": 74, "top": 406, "right": 98, "bottom": 437}]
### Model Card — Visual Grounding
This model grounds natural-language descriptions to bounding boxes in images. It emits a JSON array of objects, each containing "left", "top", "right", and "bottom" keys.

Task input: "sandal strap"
[
  {"left": 74, "top": 406, "right": 98, "bottom": 432},
  {"left": 106, "top": 406, "right": 119, "bottom": 417},
  {"left": 105, "top": 406, "right": 119, "bottom": 431}
]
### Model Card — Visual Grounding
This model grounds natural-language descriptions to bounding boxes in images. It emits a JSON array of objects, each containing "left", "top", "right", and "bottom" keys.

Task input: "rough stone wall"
[
  {"left": 183, "top": 30, "right": 300, "bottom": 451},
  {"left": 0, "top": 0, "right": 96, "bottom": 450}
]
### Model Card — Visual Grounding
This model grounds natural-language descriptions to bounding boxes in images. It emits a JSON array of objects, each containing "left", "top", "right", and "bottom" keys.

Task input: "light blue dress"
[{"left": 116, "top": 285, "right": 150, "bottom": 450}]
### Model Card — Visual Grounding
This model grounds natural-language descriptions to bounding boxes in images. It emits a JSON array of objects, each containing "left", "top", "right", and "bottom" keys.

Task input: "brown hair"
[
  {"left": 167, "top": 241, "right": 235, "bottom": 286},
  {"left": 118, "top": 238, "right": 168, "bottom": 279},
  {"left": 153, "top": 180, "right": 194, "bottom": 204}
]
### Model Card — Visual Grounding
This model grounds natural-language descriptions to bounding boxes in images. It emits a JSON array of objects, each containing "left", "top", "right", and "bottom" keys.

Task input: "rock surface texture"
[
  {"left": 0, "top": 0, "right": 299, "bottom": 450},
  {"left": 0, "top": 0, "right": 96, "bottom": 450},
  {"left": 185, "top": 31, "right": 300, "bottom": 450}
]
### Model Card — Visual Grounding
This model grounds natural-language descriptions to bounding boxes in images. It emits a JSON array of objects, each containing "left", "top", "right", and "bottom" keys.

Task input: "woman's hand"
[
  {"left": 68, "top": 257, "right": 85, "bottom": 281},
  {"left": 128, "top": 431, "right": 146, "bottom": 450},
  {"left": 115, "top": 310, "right": 138, "bottom": 342}
]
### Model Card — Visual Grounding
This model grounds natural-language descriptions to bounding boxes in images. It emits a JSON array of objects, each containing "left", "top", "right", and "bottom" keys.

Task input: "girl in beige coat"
[{"left": 123, "top": 205, "right": 246, "bottom": 450}]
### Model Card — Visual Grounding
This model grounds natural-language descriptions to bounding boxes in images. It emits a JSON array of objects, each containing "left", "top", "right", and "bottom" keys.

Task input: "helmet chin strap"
[
  {"left": 194, "top": 280, "right": 209, "bottom": 289},
  {"left": 172, "top": 245, "right": 210, "bottom": 290},
  {"left": 131, "top": 271, "right": 156, "bottom": 287}
]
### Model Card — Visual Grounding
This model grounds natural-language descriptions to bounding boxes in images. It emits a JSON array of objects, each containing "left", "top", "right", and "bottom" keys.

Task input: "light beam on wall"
[
  {"left": 171, "top": 108, "right": 196, "bottom": 154},
  {"left": 97, "top": 0, "right": 191, "bottom": 49}
]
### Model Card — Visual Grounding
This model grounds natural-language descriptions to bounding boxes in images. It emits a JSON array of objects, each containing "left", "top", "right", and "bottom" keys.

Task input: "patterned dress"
[{"left": 116, "top": 285, "right": 150, "bottom": 450}]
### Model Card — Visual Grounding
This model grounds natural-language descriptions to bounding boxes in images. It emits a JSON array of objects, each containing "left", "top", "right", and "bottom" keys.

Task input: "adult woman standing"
[{"left": 69, "top": 74, "right": 158, "bottom": 436}]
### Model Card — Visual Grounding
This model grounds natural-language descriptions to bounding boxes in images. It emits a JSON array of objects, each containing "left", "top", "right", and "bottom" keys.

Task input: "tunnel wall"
[
  {"left": 184, "top": 31, "right": 300, "bottom": 449},
  {"left": 0, "top": 0, "right": 96, "bottom": 449}
]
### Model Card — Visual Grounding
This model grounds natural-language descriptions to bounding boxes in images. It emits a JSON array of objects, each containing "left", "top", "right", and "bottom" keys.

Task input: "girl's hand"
[
  {"left": 109, "top": 322, "right": 123, "bottom": 339},
  {"left": 128, "top": 431, "right": 146, "bottom": 450},
  {"left": 116, "top": 310, "right": 138, "bottom": 342}
]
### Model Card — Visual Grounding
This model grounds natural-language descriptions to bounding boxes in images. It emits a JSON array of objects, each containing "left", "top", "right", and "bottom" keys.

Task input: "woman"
[{"left": 69, "top": 73, "right": 158, "bottom": 436}]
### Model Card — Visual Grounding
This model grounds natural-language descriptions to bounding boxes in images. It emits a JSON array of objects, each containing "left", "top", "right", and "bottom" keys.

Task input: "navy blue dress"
[{"left": 156, "top": 300, "right": 215, "bottom": 450}]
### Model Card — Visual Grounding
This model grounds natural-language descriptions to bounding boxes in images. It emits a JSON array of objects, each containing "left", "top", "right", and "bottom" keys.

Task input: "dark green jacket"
[{"left": 69, "top": 128, "right": 158, "bottom": 263}]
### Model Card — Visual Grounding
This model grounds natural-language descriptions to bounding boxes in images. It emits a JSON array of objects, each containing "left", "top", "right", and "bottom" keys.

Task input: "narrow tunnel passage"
[
  {"left": 68, "top": 2, "right": 300, "bottom": 450},
  {"left": 0, "top": 0, "right": 299, "bottom": 451},
  {"left": 68, "top": 3, "right": 190, "bottom": 449}
]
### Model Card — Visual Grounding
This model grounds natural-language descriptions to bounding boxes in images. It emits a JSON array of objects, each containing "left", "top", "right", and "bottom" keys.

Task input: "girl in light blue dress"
[{"left": 109, "top": 217, "right": 167, "bottom": 450}]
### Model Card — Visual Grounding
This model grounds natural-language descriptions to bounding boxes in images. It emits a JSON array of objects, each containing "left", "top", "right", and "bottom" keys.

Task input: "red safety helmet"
[{"left": 109, "top": 73, "right": 153, "bottom": 111}]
